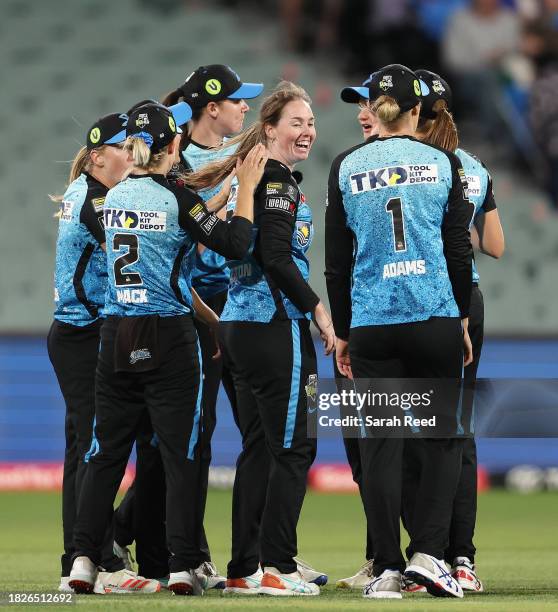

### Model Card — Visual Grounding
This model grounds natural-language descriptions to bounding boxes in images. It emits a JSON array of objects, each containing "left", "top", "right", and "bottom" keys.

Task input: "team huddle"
[{"left": 48, "top": 62, "right": 504, "bottom": 599}]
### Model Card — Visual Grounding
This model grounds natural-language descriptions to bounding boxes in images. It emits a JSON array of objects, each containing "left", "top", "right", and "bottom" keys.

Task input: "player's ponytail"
[
  {"left": 124, "top": 136, "right": 167, "bottom": 171},
  {"left": 372, "top": 96, "right": 402, "bottom": 124},
  {"left": 188, "top": 81, "right": 311, "bottom": 191},
  {"left": 49, "top": 146, "right": 93, "bottom": 206},
  {"left": 416, "top": 99, "right": 459, "bottom": 152}
]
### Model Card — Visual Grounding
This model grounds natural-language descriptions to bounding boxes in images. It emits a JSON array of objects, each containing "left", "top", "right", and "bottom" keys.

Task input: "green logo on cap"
[
  {"left": 205, "top": 79, "right": 222, "bottom": 95},
  {"left": 414, "top": 79, "right": 421, "bottom": 97},
  {"left": 89, "top": 127, "right": 101, "bottom": 144},
  {"left": 169, "top": 116, "right": 176, "bottom": 133}
]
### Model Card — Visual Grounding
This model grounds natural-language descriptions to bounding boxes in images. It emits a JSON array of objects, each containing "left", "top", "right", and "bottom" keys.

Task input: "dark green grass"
[{"left": 1, "top": 489, "right": 557, "bottom": 610}]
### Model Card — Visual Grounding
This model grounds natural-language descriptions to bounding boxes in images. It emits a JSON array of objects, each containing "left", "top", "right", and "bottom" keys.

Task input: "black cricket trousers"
[
  {"left": 72, "top": 315, "right": 203, "bottom": 573},
  {"left": 47, "top": 319, "right": 122, "bottom": 576},
  {"left": 221, "top": 319, "right": 317, "bottom": 578},
  {"left": 113, "top": 289, "right": 237, "bottom": 576},
  {"left": 350, "top": 317, "right": 464, "bottom": 576},
  {"left": 333, "top": 354, "right": 375, "bottom": 562}
]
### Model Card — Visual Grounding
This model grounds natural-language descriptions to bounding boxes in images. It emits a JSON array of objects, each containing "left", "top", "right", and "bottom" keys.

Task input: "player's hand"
[
  {"left": 462, "top": 318, "right": 473, "bottom": 367},
  {"left": 335, "top": 338, "right": 353, "bottom": 379},
  {"left": 313, "top": 302, "right": 335, "bottom": 355},
  {"left": 236, "top": 143, "right": 268, "bottom": 191}
]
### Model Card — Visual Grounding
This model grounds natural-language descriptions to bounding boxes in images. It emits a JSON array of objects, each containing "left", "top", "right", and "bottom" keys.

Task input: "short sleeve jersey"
[
  {"left": 103, "top": 173, "right": 252, "bottom": 317},
  {"left": 53, "top": 173, "right": 107, "bottom": 326},
  {"left": 327, "top": 135, "right": 472, "bottom": 328},
  {"left": 182, "top": 140, "right": 238, "bottom": 299},
  {"left": 221, "top": 159, "right": 318, "bottom": 322},
  {"left": 455, "top": 148, "right": 496, "bottom": 283}
]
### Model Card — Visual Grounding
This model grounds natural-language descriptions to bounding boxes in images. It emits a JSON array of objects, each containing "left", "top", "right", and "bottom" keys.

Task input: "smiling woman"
[{"left": 188, "top": 81, "right": 335, "bottom": 596}]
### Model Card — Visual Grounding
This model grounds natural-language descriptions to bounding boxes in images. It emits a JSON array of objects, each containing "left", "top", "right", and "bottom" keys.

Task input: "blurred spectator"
[
  {"left": 525, "top": 19, "right": 558, "bottom": 208},
  {"left": 442, "top": 0, "right": 520, "bottom": 130}
]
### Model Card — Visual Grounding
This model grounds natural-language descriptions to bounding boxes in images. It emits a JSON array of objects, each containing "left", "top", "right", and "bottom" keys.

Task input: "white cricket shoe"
[
  {"left": 363, "top": 569, "right": 402, "bottom": 599},
  {"left": 195, "top": 561, "right": 226, "bottom": 590},
  {"left": 336, "top": 559, "right": 374, "bottom": 589},
  {"left": 451, "top": 557, "right": 484, "bottom": 592},
  {"left": 93, "top": 568, "right": 160, "bottom": 594},
  {"left": 168, "top": 570, "right": 204, "bottom": 596},
  {"left": 58, "top": 577, "right": 74, "bottom": 593},
  {"left": 113, "top": 541, "right": 135, "bottom": 572},
  {"left": 69, "top": 556, "right": 97, "bottom": 594},
  {"left": 405, "top": 552, "right": 463, "bottom": 598},
  {"left": 223, "top": 567, "right": 263, "bottom": 595},
  {"left": 294, "top": 556, "right": 328, "bottom": 586},
  {"left": 260, "top": 567, "right": 319, "bottom": 596}
]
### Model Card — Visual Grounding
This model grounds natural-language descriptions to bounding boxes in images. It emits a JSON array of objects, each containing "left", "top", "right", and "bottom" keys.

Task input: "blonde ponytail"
[
  {"left": 372, "top": 96, "right": 402, "bottom": 124},
  {"left": 49, "top": 145, "right": 93, "bottom": 205},
  {"left": 124, "top": 136, "right": 167, "bottom": 172}
]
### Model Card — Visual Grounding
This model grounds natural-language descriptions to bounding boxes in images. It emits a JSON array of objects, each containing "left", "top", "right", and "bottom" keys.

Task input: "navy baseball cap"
[
  {"left": 86, "top": 113, "right": 128, "bottom": 150},
  {"left": 415, "top": 69, "right": 453, "bottom": 119},
  {"left": 342, "top": 65, "right": 430, "bottom": 112},
  {"left": 127, "top": 102, "right": 192, "bottom": 152},
  {"left": 178, "top": 64, "right": 264, "bottom": 109}
]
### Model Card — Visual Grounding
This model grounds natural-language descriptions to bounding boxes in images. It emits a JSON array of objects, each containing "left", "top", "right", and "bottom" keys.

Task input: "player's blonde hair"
[
  {"left": 372, "top": 95, "right": 403, "bottom": 125},
  {"left": 124, "top": 137, "right": 168, "bottom": 171},
  {"left": 187, "top": 81, "right": 311, "bottom": 190},
  {"left": 416, "top": 99, "right": 459, "bottom": 152},
  {"left": 49, "top": 146, "right": 98, "bottom": 205}
]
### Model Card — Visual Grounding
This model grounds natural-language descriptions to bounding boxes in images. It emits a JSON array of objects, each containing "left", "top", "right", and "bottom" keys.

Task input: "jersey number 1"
[
  {"left": 386, "top": 197, "right": 406, "bottom": 252},
  {"left": 113, "top": 233, "right": 143, "bottom": 286}
]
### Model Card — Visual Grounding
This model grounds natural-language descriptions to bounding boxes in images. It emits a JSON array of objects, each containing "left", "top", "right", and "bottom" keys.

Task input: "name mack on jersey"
[
  {"left": 383, "top": 259, "right": 426, "bottom": 279},
  {"left": 116, "top": 288, "right": 148, "bottom": 304}
]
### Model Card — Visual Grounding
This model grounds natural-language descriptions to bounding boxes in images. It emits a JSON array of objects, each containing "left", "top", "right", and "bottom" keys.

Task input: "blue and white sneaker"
[
  {"left": 294, "top": 556, "right": 328, "bottom": 586},
  {"left": 260, "top": 567, "right": 319, "bottom": 596},
  {"left": 404, "top": 553, "right": 463, "bottom": 598},
  {"left": 363, "top": 570, "right": 402, "bottom": 599}
]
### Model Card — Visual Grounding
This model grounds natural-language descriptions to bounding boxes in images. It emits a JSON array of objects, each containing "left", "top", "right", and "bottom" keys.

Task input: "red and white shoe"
[
  {"left": 69, "top": 556, "right": 97, "bottom": 594},
  {"left": 223, "top": 567, "right": 263, "bottom": 595},
  {"left": 94, "top": 569, "right": 161, "bottom": 594},
  {"left": 167, "top": 570, "right": 204, "bottom": 596},
  {"left": 451, "top": 557, "right": 484, "bottom": 592},
  {"left": 401, "top": 574, "right": 427, "bottom": 593},
  {"left": 260, "top": 567, "right": 319, "bottom": 596}
]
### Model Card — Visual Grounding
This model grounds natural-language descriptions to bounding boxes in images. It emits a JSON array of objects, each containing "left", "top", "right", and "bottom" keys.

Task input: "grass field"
[{"left": 1, "top": 489, "right": 557, "bottom": 610}]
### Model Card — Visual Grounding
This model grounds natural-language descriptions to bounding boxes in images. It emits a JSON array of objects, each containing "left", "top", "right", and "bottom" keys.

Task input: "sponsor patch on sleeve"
[
  {"left": 200, "top": 214, "right": 219, "bottom": 235},
  {"left": 188, "top": 202, "right": 207, "bottom": 223},
  {"left": 266, "top": 182, "right": 284, "bottom": 195},
  {"left": 59, "top": 200, "right": 74, "bottom": 222},
  {"left": 264, "top": 196, "right": 296, "bottom": 216},
  {"left": 458, "top": 168, "right": 469, "bottom": 198},
  {"left": 91, "top": 197, "right": 106, "bottom": 213}
]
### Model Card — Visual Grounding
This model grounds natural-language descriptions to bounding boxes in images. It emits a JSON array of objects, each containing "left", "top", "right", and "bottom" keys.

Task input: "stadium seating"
[{"left": 2, "top": 0, "right": 558, "bottom": 334}]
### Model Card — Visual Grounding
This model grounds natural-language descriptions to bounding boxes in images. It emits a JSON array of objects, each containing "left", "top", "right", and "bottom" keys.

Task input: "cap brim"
[
  {"left": 340, "top": 87, "right": 370, "bottom": 103},
  {"left": 104, "top": 129, "right": 127, "bottom": 145},
  {"left": 228, "top": 82, "right": 264, "bottom": 100},
  {"left": 170, "top": 101, "right": 193, "bottom": 127}
]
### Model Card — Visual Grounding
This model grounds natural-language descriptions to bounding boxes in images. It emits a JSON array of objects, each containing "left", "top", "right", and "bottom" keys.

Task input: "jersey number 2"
[
  {"left": 113, "top": 233, "right": 143, "bottom": 286},
  {"left": 386, "top": 197, "right": 406, "bottom": 252}
]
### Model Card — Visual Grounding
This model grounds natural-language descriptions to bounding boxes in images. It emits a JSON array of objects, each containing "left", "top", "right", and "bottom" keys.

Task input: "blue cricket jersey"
[
  {"left": 103, "top": 173, "right": 252, "bottom": 317},
  {"left": 455, "top": 148, "right": 497, "bottom": 284},
  {"left": 183, "top": 140, "right": 237, "bottom": 299},
  {"left": 53, "top": 173, "right": 107, "bottom": 326},
  {"left": 325, "top": 135, "right": 473, "bottom": 337},
  {"left": 221, "top": 159, "right": 319, "bottom": 322}
]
